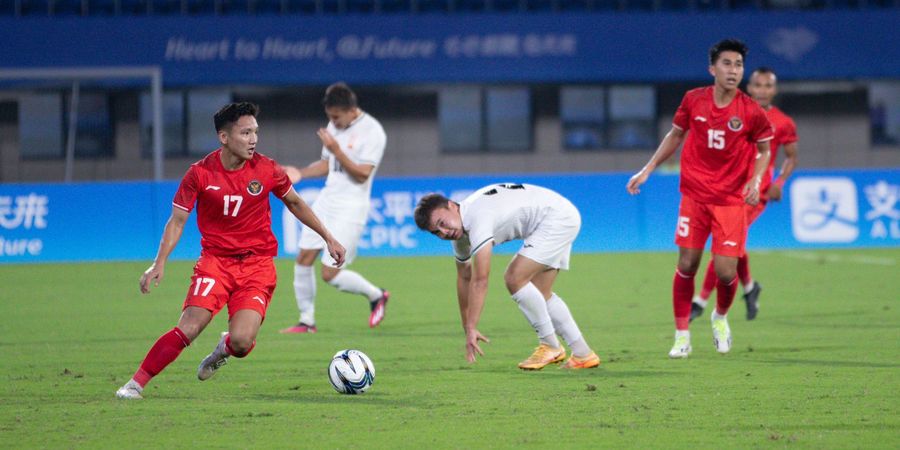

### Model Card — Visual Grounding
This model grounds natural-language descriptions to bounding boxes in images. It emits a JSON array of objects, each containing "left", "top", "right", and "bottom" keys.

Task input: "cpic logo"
[{"left": 790, "top": 177, "right": 858, "bottom": 243}]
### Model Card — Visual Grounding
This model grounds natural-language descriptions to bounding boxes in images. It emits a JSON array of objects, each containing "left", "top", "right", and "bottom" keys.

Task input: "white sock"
[
  {"left": 546, "top": 293, "right": 591, "bottom": 357},
  {"left": 692, "top": 295, "right": 708, "bottom": 308},
  {"left": 511, "top": 283, "right": 559, "bottom": 348},
  {"left": 711, "top": 310, "right": 727, "bottom": 321},
  {"left": 744, "top": 280, "right": 756, "bottom": 293},
  {"left": 675, "top": 329, "right": 690, "bottom": 339},
  {"left": 294, "top": 264, "right": 316, "bottom": 325},
  {"left": 327, "top": 270, "right": 382, "bottom": 302}
]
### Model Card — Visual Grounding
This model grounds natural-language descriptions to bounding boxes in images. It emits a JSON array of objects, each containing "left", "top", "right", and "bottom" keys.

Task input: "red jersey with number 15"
[
  {"left": 673, "top": 86, "right": 774, "bottom": 206},
  {"left": 173, "top": 149, "right": 293, "bottom": 257}
]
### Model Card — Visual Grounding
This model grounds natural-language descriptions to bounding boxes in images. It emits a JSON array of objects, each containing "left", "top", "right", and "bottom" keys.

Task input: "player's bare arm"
[
  {"left": 140, "top": 207, "right": 189, "bottom": 294},
  {"left": 464, "top": 244, "right": 493, "bottom": 363},
  {"left": 283, "top": 159, "right": 328, "bottom": 184},
  {"left": 455, "top": 260, "right": 472, "bottom": 330},
  {"left": 281, "top": 189, "right": 346, "bottom": 267},
  {"left": 743, "top": 140, "right": 772, "bottom": 206},
  {"left": 317, "top": 128, "right": 375, "bottom": 183},
  {"left": 768, "top": 141, "right": 798, "bottom": 201},
  {"left": 627, "top": 126, "right": 686, "bottom": 195}
]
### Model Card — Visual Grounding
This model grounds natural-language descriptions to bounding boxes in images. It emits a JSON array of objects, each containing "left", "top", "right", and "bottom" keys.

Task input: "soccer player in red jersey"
[
  {"left": 626, "top": 39, "right": 773, "bottom": 358},
  {"left": 116, "top": 102, "right": 346, "bottom": 399},
  {"left": 691, "top": 67, "right": 799, "bottom": 322}
]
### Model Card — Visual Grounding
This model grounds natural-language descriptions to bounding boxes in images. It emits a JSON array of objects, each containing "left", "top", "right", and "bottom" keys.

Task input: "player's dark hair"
[
  {"left": 322, "top": 82, "right": 358, "bottom": 110},
  {"left": 709, "top": 39, "right": 748, "bottom": 65},
  {"left": 752, "top": 66, "right": 776, "bottom": 77},
  {"left": 214, "top": 102, "right": 259, "bottom": 132},
  {"left": 414, "top": 193, "right": 451, "bottom": 231}
]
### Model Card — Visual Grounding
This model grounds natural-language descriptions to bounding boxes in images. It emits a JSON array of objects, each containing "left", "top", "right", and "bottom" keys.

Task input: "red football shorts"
[
  {"left": 183, "top": 252, "right": 277, "bottom": 321},
  {"left": 674, "top": 196, "right": 747, "bottom": 258},
  {"left": 745, "top": 200, "right": 767, "bottom": 226}
]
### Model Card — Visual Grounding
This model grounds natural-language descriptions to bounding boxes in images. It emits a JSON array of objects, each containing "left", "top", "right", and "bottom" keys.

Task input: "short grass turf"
[{"left": 0, "top": 249, "right": 898, "bottom": 449}]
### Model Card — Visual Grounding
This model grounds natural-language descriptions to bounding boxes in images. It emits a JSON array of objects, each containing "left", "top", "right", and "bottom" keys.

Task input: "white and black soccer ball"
[{"left": 328, "top": 349, "right": 375, "bottom": 395}]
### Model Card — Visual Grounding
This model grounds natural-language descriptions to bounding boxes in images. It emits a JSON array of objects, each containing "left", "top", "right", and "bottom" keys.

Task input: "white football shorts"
[
  {"left": 517, "top": 200, "right": 581, "bottom": 271},
  {"left": 298, "top": 201, "right": 366, "bottom": 267}
]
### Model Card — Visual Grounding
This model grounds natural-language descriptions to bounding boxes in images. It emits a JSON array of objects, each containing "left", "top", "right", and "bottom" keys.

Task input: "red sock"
[
  {"left": 715, "top": 277, "right": 739, "bottom": 315},
  {"left": 224, "top": 334, "right": 256, "bottom": 358},
  {"left": 699, "top": 260, "right": 717, "bottom": 300},
  {"left": 737, "top": 254, "right": 751, "bottom": 286},
  {"left": 133, "top": 327, "right": 190, "bottom": 388},
  {"left": 672, "top": 269, "right": 695, "bottom": 330}
]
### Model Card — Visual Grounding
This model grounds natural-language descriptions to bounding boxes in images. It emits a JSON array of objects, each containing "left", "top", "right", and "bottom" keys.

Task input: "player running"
[
  {"left": 280, "top": 83, "right": 389, "bottom": 334},
  {"left": 116, "top": 102, "right": 345, "bottom": 399},
  {"left": 626, "top": 39, "right": 773, "bottom": 358}
]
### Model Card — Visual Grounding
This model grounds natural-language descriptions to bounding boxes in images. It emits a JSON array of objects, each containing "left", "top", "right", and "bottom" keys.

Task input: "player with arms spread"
[
  {"left": 116, "top": 102, "right": 345, "bottom": 399},
  {"left": 414, "top": 183, "right": 600, "bottom": 370},
  {"left": 626, "top": 39, "right": 773, "bottom": 358},
  {"left": 691, "top": 67, "right": 799, "bottom": 321},
  {"left": 280, "top": 82, "right": 390, "bottom": 334}
]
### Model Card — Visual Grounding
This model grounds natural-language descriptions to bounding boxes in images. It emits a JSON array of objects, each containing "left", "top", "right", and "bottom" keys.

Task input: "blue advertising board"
[
  {"left": 1, "top": 11, "right": 898, "bottom": 85},
  {"left": 1, "top": 169, "right": 898, "bottom": 264}
]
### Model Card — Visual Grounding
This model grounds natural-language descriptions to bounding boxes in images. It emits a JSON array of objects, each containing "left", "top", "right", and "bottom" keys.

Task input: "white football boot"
[
  {"left": 197, "top": 332, "right": 229, "bottom": 381},
  {"left": 668, "top": 331, "right": 692, "bottom": 358},
  {"left": 711, "top": 312, "right": 732, "bottom": 354},
  {"left": 115, "top": 379, "right": 144, "bottom": 399}
]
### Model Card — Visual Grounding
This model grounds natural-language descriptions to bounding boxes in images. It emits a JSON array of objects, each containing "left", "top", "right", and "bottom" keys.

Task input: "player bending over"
[{"left": 414, "top": 183, "right": 600, "bottom": 370}]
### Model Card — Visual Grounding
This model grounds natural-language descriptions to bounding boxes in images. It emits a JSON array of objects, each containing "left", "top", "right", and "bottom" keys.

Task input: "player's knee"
[
  {"left": 676, "top": 257, "right": 700, "bottom": 275},
  {"left": 321, "top": 268, "right": 339, "bottom": 283},
  {"left": 503, "top": 271, "right": 527, "bottom": 294},
  {"left": 715, "top": 268, "right": 737, "bottom": 282},
  {"left": 228, "top": 336, "right": 256, "bottom": 357}
]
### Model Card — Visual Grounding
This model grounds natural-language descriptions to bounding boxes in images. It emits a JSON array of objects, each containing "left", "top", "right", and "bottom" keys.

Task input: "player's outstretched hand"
[
  {"left": 326, "top": 239, "right": 346, "bottom": 268},
  {"left": 627, "top": 170, "right": 649, "bottom": 195},
  {"left": 317, "top": 129, "right": 338, "bottom": 153},
  {"left": 464, "top": 328, "right": 490, "bottom": 363},
  {"left": 139, "top": 264, "right": 164, "bottom": 294}
]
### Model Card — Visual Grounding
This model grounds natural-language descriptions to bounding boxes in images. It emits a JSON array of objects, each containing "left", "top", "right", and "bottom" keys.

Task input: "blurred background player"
[
  {"left": 691, "top": 67, "right": 799, "bottom": 322},
  {"left": 626, "top": 39, "right": 773, "bottom": 358},
  {"left": 280, "top": 82, "right": 389, "bottom": 334},
  {"left": 116, "top": 102, "right": 345, "bottom": 399},
  {"left": 414, "top": 183, "right": 600, "bottom": 370}
]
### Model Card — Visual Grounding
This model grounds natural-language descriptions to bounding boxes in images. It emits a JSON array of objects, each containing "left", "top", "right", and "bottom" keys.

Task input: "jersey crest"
[
  {"left": 727, "top": 116, "right": 743, "bottom": 132},
  {"left": 247, "top": 180, "right": 263, "bottom": 196}
]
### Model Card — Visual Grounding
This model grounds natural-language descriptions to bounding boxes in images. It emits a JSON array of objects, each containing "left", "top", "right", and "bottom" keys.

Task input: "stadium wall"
[
  {"left": 1, "top": 96, "right": 898, "bottom": 183},
  {"left": 1, "top": 169, "right": 897, "bottom": 263},
  {"left": 1, "top": 11, "right": 898, "bottom": 83}
]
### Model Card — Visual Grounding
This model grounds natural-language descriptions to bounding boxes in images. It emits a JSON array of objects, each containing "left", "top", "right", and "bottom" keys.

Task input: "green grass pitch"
[{"left": 1, "top": 249, "right": 898, "bottom": 448}]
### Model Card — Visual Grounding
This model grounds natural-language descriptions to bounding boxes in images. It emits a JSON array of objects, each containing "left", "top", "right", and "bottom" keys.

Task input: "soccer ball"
[{"left": 328, "top": 349, "right": 375, "bottom": 395}]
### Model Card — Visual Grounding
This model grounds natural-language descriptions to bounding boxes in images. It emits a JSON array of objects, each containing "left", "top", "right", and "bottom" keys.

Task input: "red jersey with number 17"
[
  {"left": 173, "top": 149, "right": 294, "bottom": 257},
  {"left": 673, "top": 86, "right": 774, "bottom": 206}
]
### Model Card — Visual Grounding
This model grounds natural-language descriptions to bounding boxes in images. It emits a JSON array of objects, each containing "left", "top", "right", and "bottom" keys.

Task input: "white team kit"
[
  {"left": 452, "top": 183, "right": 581, "bottom": 269},
  {"left": 299, "top": 111, "right": 387, "bottom": 265}
]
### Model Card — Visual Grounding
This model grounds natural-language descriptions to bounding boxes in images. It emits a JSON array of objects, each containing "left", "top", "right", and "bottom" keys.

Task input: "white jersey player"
[
  {"left": 414, "top": 183, "right": 600, "bottom": 370},
  {"left": 281, "top": 83, "right": 389, "bottom": 334}
]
